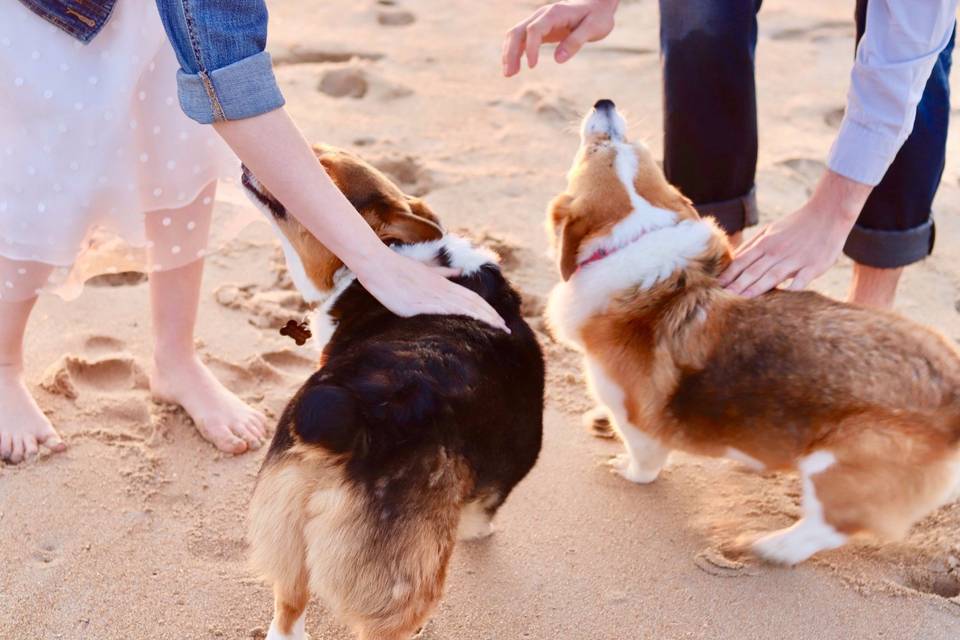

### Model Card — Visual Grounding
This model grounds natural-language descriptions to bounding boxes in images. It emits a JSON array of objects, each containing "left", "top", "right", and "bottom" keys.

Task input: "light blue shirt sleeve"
[{"left": 828, "top": 0, "right": 958, "bottom": 186}]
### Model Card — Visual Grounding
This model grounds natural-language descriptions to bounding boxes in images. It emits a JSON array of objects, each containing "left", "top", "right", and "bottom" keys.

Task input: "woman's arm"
[
  {"left": 153, "top": 1, "right": 506, "bottom": 329},
  {"left": 215, "top": 111, "right": 509, "bottom": 329}
]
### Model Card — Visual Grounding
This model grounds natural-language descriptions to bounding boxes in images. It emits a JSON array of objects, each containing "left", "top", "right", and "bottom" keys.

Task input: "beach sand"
[{"left": 3, "top": 0, "right": 960, "bottom": 637}]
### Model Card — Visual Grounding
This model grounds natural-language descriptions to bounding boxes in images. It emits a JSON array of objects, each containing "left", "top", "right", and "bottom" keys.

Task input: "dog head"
[
  {"left": 242, "top": 145, "right": 443, "bottom": 301},
  {"left": 547, "top": 100, "right": 700, "bottom": 281}
]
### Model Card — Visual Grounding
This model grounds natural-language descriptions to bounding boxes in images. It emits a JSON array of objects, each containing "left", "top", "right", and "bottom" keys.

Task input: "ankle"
[
  {"left": 848, "top": 264, "right": 902, "bottom": 310},
  {"left": 153, "top": 344, "right": 198, "bottom": 371}
]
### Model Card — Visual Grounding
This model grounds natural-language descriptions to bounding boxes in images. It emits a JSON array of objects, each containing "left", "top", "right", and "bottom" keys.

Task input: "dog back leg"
[
  {"left": 250, "top": 461, "right": 313, "bottom": 640},
  {"left": 754, "top": 414, "right": 960, "bottom": 565},
  {"left": 267, "top": 574, "right": 309, "bottom": 640}
]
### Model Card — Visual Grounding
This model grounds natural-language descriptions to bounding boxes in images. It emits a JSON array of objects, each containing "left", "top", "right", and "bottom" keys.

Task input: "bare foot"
[
  {"left": 150, "top": 353, "right": 269, "bottom": 454},
  {"left": 0, "top": 366, "right": 66, "bottom": 463}
]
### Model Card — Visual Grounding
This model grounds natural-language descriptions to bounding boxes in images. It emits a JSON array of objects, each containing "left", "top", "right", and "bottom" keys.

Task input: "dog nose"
[{"left": 593, "top": 99, "right": 615, "bottom": 112}]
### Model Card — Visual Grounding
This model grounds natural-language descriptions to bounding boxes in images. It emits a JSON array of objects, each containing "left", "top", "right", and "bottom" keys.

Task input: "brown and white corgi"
[
  {"left": 545, "top": 100, "right": 960, "bottom": 565},
  {"left": 242, "top": 146, "right": 544, "bottom": 640}
]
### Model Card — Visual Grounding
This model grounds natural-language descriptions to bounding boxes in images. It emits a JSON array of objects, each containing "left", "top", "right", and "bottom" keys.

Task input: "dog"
[
  {"left": 545, "top": 99, "right": 960, "bottom": 565},
  {"left": 242, "top": 146, "right": 544, "bottom": 640}
]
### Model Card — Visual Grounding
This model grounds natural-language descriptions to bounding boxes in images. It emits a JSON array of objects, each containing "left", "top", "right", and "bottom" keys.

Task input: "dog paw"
[
  {"left": 607, "top": 453, "right": 660, "bottom": 484},
  {"left": 582, "top": 406, "right": 615, "bottom": 439},
  {"left": 751, "top": 531, "right": 808, "bottom": 566},
  {"left": 752, "top": 518, "right": 847, "bottom": 566}
]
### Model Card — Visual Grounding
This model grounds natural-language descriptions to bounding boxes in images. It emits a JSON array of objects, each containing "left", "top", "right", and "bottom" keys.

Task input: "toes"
[
  {"left": 199, "top": 421, "right": 248, "bottom": 454},
  {"left": 249, "top": 411, "right": 269, "bottom": 438},
  {"left": 235, "top": 422, "right": 263, "bottom": 450},
  {"left": 10, "top": 435, "right": 25, "bottom": 464},
  {"left": 23, "top": 434, "right": 38, "bottom": 460},
  {"left": 0, "top": 432, "right": 12, "bottom": 461},
  {"left": 37, "top": 425, "right": 66, "bottom": 453}
]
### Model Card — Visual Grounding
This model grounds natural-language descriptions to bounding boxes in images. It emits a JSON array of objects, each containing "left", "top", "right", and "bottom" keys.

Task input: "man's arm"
[
  {"left": 829, "top": 0, "right": 958, "bottom": 186},
  {"left": 722, "top": 0, "right": 958, "bottom": 297}
]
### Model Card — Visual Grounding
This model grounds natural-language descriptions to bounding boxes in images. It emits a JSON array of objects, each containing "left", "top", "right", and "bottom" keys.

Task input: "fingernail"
[{"left": 556, "top": 48, "right": 568, "bottom": 62}]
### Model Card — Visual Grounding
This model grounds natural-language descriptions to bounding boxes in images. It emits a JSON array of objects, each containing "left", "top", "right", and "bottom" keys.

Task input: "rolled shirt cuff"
[
  {"left": 176, "top": 51, "right": 285, "bottom": 124},
  {"left": 826, "top": 116, "right": 902, "bottom": 187}
]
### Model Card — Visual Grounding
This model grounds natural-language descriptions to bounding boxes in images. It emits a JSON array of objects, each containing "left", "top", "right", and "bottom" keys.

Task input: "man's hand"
[
  {"left": 718, "top": 170, "right": 872, "bottom": 297},
  {"left": 502, "top": 0, "right": 620, "bottom": 77}
]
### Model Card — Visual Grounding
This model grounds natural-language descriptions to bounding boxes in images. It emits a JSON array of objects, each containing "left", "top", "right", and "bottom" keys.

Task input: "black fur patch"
[{"left": 264, "top": 250, "right": 545, "bottom": 513}]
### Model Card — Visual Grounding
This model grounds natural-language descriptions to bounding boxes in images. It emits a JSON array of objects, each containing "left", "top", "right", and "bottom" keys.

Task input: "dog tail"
[{"left": 292, "top": 382, "right": 362, "bottom": 454}]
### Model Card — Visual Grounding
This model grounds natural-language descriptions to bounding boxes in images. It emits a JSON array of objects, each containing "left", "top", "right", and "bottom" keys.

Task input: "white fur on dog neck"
[
  {"left": 548, "top": 214, "right": 712, "bottom": 348},
  {"left": 308, "top": 234, "right": 498, "bottom": 350}
]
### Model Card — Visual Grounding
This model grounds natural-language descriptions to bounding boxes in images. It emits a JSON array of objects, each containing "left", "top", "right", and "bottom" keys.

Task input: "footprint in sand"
[
  {"left": 31, "top": 541, "right": 62, "bottom": 567},
  {"left": 775, "top": 157, "right": 826, "bottom": 186},
  {"left": 693, "top": 546, "right": 760, "bottom": 578},
  {"left": 215, "top": 283, "right": 309, "bottom": 330},
  {"left": 768, "top": 20, "right": 852, "bottom": 42},
  {"left": 491, "top": 86, "right": 579, "bottom": 125},
  {"left": 83, "top": 335, "right": 127, "bottom": 356},
  {"left": 896, "top": 564, "right": 960, "bottom": 600},
  {"left": 40, "top": 353, "right": 148, "bottom": 400},
  {"left": 318, "top": 66, "right": 413, "bottom": 102},
  {"left": 272, "top": 46, "right": 383, "bottom": 66},
  {"left": 187, "top": 528, "right": 247, "bottom": 562},
  {"left": 86, "top": 271, "right": 148, "bottom": 287},
  {"left": 371, "top": 154, "right": 436, "bottom": 196},
  {"left": 260, "top": 349, "right": 316, "bottom": 375},
  {"left": 377, "top": 9, "right": 416, "bottom": 27},
  {"left": 824, "top": 107, "right": 844, "bottom": 129}
]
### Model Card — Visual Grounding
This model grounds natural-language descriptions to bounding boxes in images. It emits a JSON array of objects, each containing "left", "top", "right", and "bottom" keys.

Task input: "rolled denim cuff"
[
  {"left": 176, "top": 51, "right": 285, "bottom": 124},
  {"left": 694, "top": 186, "right": 759, "bottom": 235},
  {"left": 843, "top": 219, "right": 935, "bottom": 269}
]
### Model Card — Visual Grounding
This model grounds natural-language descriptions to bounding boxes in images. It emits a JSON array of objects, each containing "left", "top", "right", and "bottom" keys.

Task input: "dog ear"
[
  {"left": 381, "top": 206, "right": 444, "bottom": 245},
  {"left": 549, "top": 194, "right": 586, "bottom": 281},
  {"left": 558, "top": 219, "right": 588, "bottom": 281},
  {"left": 405, "top": 196, "right": 443, "bottom": 227}
]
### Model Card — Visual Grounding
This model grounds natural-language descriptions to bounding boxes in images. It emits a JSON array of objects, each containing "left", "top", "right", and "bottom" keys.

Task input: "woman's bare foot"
[
  {"left": 0, "top": 366, "right": 66, "bottom": 463},
  {"left": 150, "top": 353, "right": 269, "bottom": 454}
]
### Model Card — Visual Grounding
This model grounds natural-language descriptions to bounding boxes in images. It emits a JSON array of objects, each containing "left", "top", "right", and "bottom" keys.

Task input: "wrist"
[{"left": 810, "top": 169, "right": 872, "bottom": 224}]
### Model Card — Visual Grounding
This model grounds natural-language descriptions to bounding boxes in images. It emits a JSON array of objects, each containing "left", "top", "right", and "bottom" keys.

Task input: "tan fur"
[
  {"left": 549, "top": 127, "right": 960, "bottom": 548},
  {"left": 250, "top": 447, "right": 472, "bottom": 640}
]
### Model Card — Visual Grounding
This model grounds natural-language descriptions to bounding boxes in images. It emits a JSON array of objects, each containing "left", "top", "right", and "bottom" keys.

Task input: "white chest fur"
[
  {"left": 307, "top": 235, "right": 498, "bottom": 351},
  {"left": 546, "top": 216, "right": 713, "bottom": 350}
]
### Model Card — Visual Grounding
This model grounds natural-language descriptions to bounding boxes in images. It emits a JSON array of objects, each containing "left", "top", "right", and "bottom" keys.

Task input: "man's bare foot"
[
  {"left": 150, "top": 353, "right": 269, "bottom": 454},
  {"left": 0, "top": 366, "right": 66, "bottom": 463}
]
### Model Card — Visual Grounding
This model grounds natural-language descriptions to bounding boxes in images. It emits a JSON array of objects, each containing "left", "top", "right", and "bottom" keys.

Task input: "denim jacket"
[{"left": 18, "top": 0, "right": 285, "bottom": 124}]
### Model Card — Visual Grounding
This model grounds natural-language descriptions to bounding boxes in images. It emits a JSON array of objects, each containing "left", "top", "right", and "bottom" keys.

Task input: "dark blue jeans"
[{"left": 659, "top": 0, "right": 954, "bottom": 268}]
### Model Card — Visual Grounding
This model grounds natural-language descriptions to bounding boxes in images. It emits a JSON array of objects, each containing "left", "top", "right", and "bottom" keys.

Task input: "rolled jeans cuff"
[
  {"left": 176, "top": 51, "right": 286, "bottom": 124},
  {"left": 843, "top": 219, "right": 935, "bottom": 269},
  {"left": 694, "top": 186, "right": 759, "bottom": 235}
]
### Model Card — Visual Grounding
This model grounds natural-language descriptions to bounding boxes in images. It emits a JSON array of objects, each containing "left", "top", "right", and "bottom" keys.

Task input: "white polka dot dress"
[{"left": 0, "top": 0, "right": 238, "bottom": 300}]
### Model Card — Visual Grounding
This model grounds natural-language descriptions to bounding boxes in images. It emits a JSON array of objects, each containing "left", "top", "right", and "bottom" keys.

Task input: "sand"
[{"left": 4, "top": 0, "right": 960, "bottom": 638}]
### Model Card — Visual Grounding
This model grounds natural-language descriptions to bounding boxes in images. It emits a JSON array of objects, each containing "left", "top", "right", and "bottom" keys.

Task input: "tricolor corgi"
[
  {"left": 242, "top": 146, "right": 544, "bottom": 639},
  {"left": 545, "top": 100, "right": 960, "bottom": 565}
]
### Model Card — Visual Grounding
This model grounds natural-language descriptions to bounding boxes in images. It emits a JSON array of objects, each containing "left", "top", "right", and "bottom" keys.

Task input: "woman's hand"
[
  {"left": 502, "top": 0, "right": 620, "bottom": 77},
  {"left": 214, "top": 110, "right": 508, "bottom": 332},
  {"left": 355, "top": 250, "right": 509, "bottom": 332},
  {"left": 719, "top": 170, "right": 872, "bottom": 297}
]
